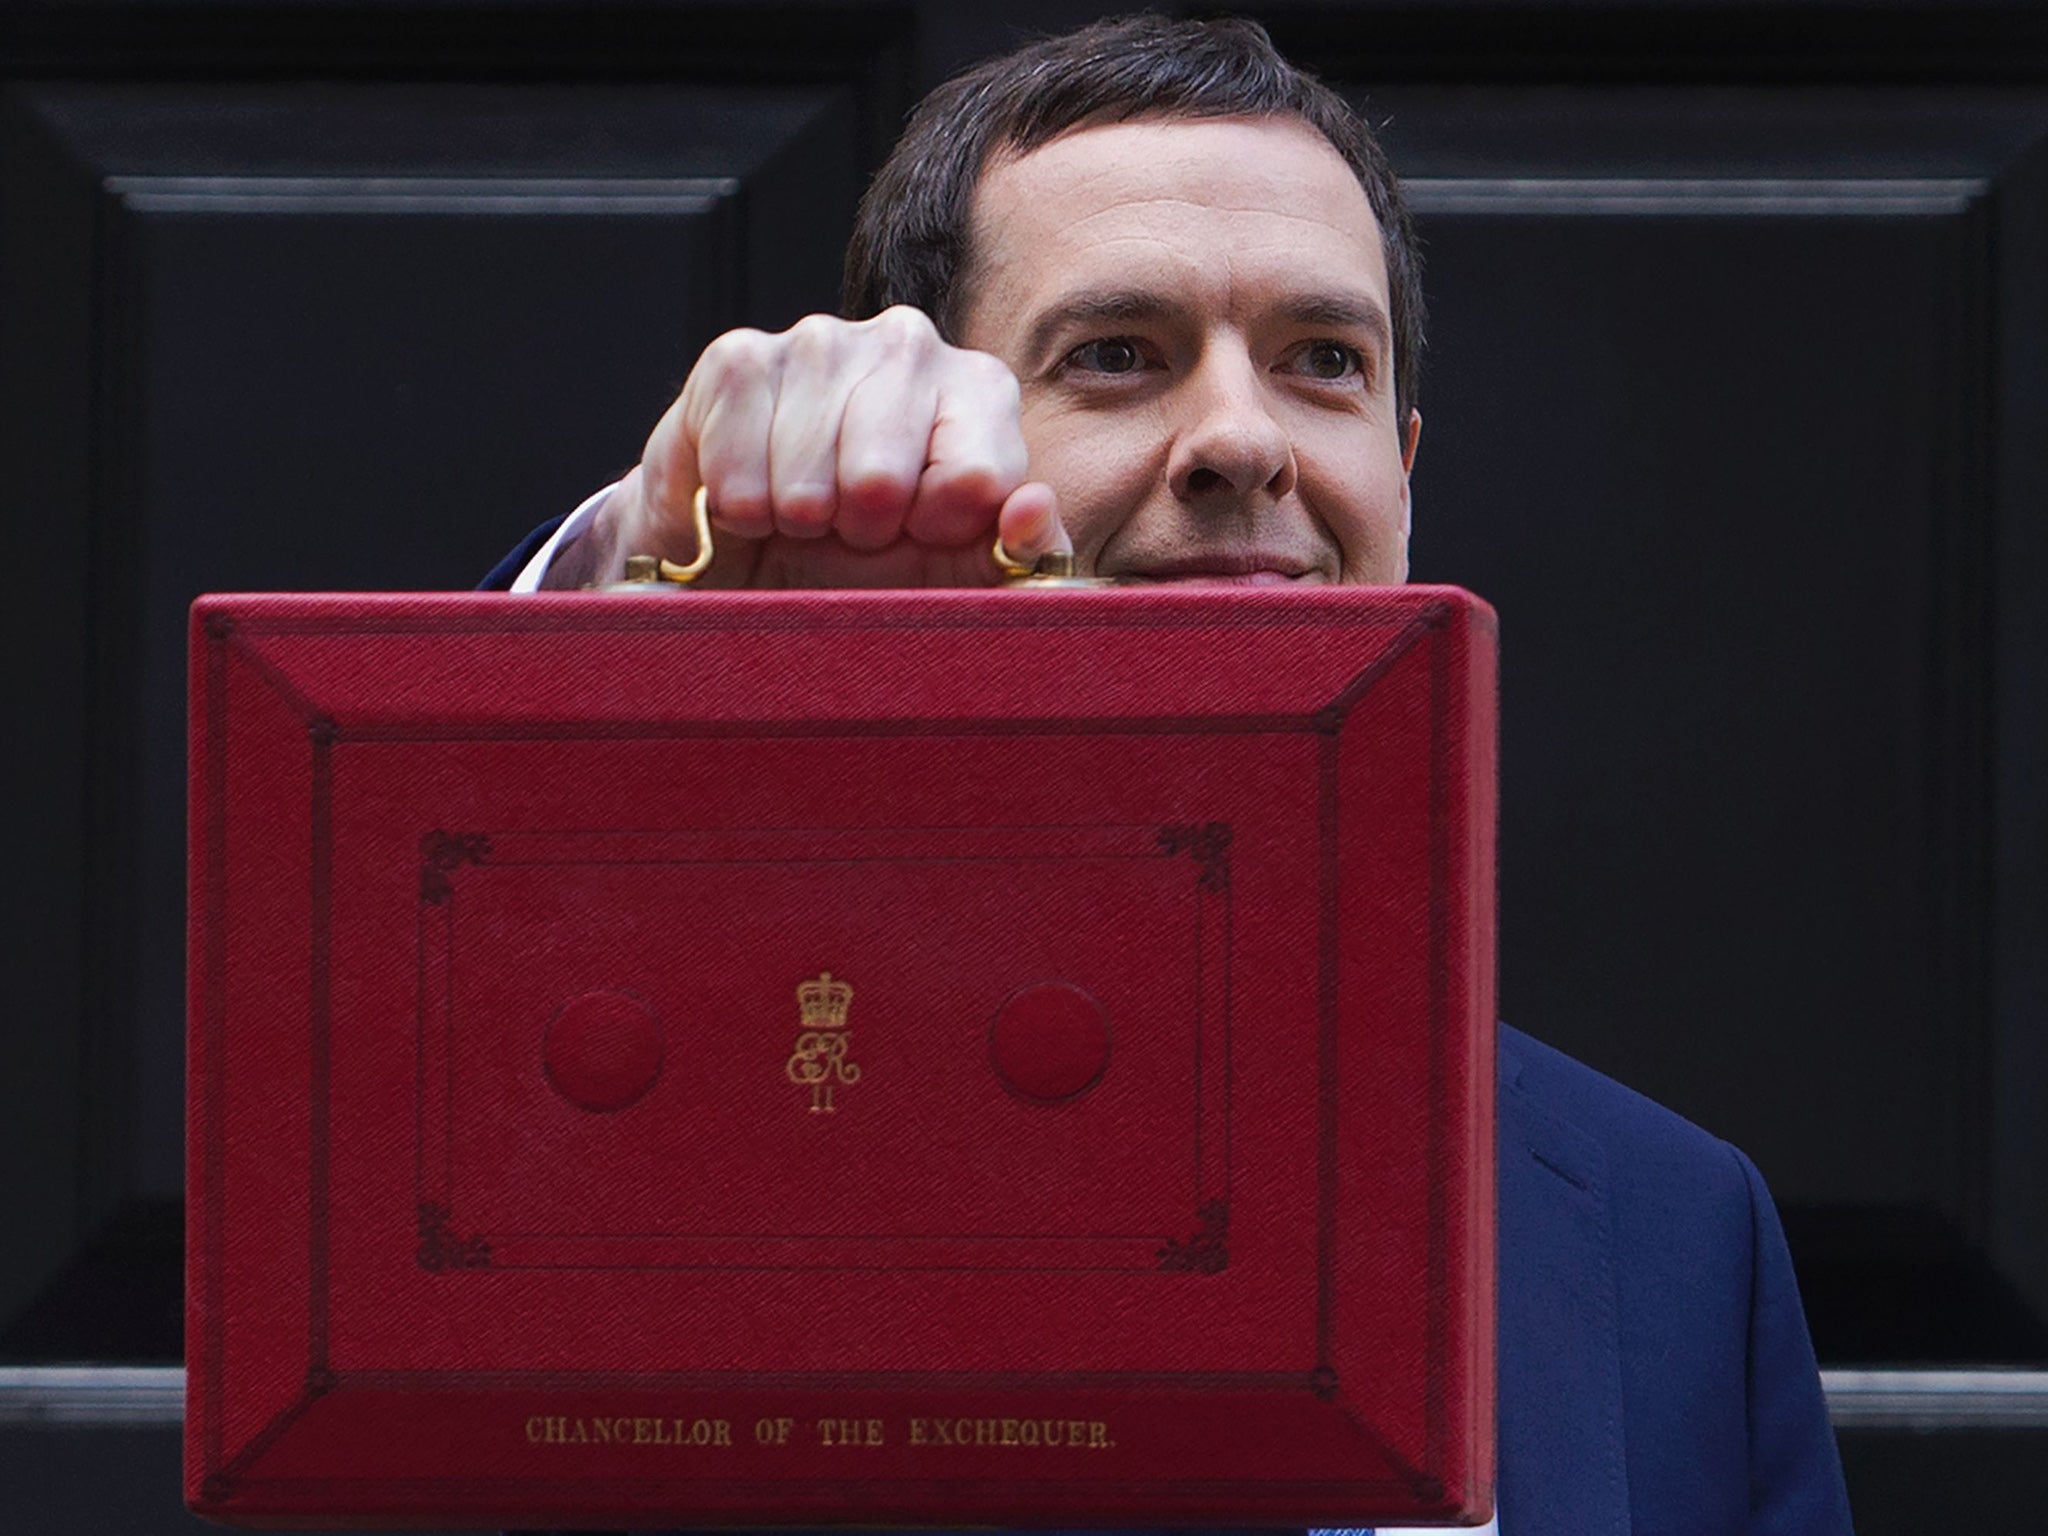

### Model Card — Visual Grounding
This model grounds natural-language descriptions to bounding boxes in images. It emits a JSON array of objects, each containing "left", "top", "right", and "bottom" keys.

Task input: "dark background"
[{"left": 3, "top": 0, "right": 2044, "bottom": 1529}]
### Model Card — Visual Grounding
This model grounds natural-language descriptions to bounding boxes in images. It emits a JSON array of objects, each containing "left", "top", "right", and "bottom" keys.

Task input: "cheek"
[
  {"left": 1021, "top": 406, "right": 1165, "bottom": 554},
  {"left": 1296, "top": 423, "right": 1410, "bottom": 582}
]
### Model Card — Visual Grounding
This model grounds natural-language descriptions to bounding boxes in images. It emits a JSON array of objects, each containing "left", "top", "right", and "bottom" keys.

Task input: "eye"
[
  {"left": 1066, "top": 337, "right": 1147, "bottom": 375},
  {"left": 1284, "top": 340, "right": 1365, "bottom": 382}
]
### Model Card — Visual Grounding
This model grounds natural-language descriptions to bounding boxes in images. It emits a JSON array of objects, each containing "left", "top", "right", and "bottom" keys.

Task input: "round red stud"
[
  {"left": 989, "top": 982, "right": 1111, "bottom": 1104},
  {"left": 543, "top": 991, "right": 664, "bottom": 1112}
]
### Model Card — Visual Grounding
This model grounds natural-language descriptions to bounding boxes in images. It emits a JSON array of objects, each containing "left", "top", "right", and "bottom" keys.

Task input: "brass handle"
[
  {"left": 615, "top": 485, "right": 715, "bottom": 587},
  {"left": 606, "top": 487, "right": 1112, "bottom": 589}
]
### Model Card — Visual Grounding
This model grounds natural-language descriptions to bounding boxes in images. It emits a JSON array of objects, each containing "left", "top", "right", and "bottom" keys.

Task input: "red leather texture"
[{"left": 186, "top": 586, "right": 1498, "bottom": 1529}]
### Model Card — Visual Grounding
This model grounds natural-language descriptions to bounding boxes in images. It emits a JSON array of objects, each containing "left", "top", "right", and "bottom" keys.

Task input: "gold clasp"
[
  {"left": 991, "top": 537, "right": 1115, "bottom": 588},
  {"left": 604, "top": 485, "right": 716, "bottom": 589}
]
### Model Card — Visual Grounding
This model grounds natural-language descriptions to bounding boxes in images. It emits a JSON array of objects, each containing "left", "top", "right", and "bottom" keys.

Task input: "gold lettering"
[
  {"left": 523, "top": 1412, "right": 738, "bottom": 1450},
  {"left": 525, "top": 1404, "right": 1106, "bottom": 1454},
  {"left": 816, "top": 1416, "right": 881, "bottom": 1448}
]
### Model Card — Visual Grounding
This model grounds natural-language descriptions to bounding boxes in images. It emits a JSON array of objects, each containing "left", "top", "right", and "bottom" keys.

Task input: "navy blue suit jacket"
[
  {"left": 484, "top": 529, "right": 1853, "bottom": 1534},
  {"left": 1494, "top": 1026, "right": 1850, "bottom": 1533}
]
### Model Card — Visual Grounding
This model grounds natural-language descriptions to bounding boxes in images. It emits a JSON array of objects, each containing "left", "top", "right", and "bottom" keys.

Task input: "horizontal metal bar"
[
  {"left": 0, "top": 1368, "right": 184, "bottom": 1427},
  {"left": 1404, "top": 176, "right": 1986, "bottom": 217},
  {"left": 5, "top": 1367, "right": 2047, "bottom": 1431},
  {"left": 103, "top": 174, "right": 736, "bottom": 216},
  {"left": 1823, "top": 1369, "right": 2048, "bottom": 1429}
]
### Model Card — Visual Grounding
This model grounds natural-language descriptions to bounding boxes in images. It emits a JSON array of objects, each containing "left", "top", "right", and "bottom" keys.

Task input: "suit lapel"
[{"left": 1496, "top": 1043, "right": 1632, "bottom": 1536}]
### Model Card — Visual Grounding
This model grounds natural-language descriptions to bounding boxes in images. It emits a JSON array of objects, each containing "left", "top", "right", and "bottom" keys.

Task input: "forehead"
[{"left": 964, "top": 116, "right": 1389, "bottom": 321}]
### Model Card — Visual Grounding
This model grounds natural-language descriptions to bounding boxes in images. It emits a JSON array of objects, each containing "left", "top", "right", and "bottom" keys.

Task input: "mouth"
[{"left": 1113, "top": 553, "right": 1320, "bottom": 586}]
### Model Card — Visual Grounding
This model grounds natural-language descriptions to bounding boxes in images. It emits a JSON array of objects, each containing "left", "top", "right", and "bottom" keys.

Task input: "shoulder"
[
  {"left": 1498, "top": 1023, "right": 1765, "bottom": 1366},
  {"left": 1496, "top": 1025, "right": 1854, "bottom": 1533},
  {"left": 1498, "top": 1022, "right": 1757, "bottom": 1220}
]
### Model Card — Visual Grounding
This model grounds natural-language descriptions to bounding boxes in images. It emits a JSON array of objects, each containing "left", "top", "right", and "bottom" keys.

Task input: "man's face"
[{"left": 959, "top": 116, "right": 1418, "bottom": 585}]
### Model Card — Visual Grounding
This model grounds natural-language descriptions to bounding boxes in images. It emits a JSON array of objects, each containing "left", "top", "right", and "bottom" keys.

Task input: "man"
[{"left": 486, "top": 16, "right": 1855, "bottom": 1534}]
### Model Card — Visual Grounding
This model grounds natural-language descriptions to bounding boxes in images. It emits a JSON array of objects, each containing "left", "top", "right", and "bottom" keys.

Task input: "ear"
[{"left": 1394, "top": 409, "right": 1421, "bottom": 580}]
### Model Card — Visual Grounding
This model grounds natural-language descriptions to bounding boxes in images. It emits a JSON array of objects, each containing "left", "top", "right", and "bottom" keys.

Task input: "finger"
[
  {"left": 766, "top": 317, "right": 858, "bottom": 539},
  {"left": 625, "top": 399, "right": 737, "bottom": 585},
  {"left": 905, "top": 352, "right": 1029, "bottom": 547},
  {"left": 673, "top": 330, "right": 783, "bottom": 541},
  {"left": 986, "top": 482, "right": 1068, "bottom": 580},
  {"left": 692, "top": 372, "right": 778, "bottom": 541},
  {"left": 835, "top": 358, "right": 936, "bottom": 551},
  {"left": 629, "top": 422, "right": 703, "bottom": 568},
  {"left": 594, "top": 464, "right": 745, "bottom": 589}
]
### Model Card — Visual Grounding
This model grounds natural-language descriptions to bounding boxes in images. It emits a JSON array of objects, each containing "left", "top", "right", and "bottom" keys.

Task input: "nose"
[{"left": 1167, "top": 349, "right": 1296, "bottom": 503}]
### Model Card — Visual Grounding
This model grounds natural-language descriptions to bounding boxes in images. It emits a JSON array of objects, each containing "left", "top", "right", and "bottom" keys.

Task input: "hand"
[{"left": 547, "top": 307, "right": 1066, "bottom": 589}]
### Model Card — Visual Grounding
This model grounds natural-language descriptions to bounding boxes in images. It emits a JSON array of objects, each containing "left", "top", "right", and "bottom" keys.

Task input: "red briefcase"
[{"left": 186, "top": 585, "right": 1497, "bottom": 1529}]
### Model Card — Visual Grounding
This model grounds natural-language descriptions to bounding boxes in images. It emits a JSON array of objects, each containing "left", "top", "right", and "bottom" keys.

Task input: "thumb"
[{"left": 990, "top": 482, "right": 1071, "bottom": 578}]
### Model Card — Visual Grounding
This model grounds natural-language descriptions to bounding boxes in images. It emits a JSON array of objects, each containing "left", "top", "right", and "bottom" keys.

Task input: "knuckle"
[
  {"left": 712, "top": 499, "right": 774, "bottom": 541},
  {"left": 710, "top": 326, "right": 773, "bottom": 364},
  {"left": 869, "top": 303, "right": 940, "bottom": 352},
  {"left": 961, "top": 348, "right": 1021, "bottom": 401},
  {"left": 703, "top": 466, "right": 768, "bottom": 510},
  {"left": 993, "top": 437, "right": 1029, "bottom": 482},
  {"left": 776, "top": 503, "right": 835, "bottom": 538},
  {"left": 781, "top": 312, "right": 844, "bottom": 364},
  {"left": 776, "top": 490, "right": 835, "bottom": 529},
  {"left": 926, "top": 454, "right": 1005, "bottom": 501},
  {"left": 842, "top": 461, "right": 919, "bottom": 509},
  {"left": 697, "top": 327, "right": 773, "bottom": 384}
]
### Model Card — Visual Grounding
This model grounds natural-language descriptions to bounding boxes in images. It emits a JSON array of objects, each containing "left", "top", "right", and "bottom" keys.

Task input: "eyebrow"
[
  {"left": 1021, "top": 288, "right": 1175, "bottom": 368},
  {"left": 1277, "top": 294, "right": 1393, "bottom": 355},
  {"left": 1020, "top": 286, "right": 1394, "bottom": 369}
]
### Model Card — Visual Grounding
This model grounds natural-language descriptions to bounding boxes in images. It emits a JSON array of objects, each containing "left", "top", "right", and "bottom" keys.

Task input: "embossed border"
[{"left": 192, "top": 595, "right": 1474, "bottom": 1513}]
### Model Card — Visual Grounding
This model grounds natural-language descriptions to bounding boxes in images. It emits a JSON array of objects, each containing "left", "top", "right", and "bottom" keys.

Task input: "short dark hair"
[{"left": 843, "top": 13, "right": 1425, "bottom": 424}]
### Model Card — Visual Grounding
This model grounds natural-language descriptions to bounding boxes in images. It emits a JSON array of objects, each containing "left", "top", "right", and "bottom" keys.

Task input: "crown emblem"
[{"left": 797, "top": 971, "right": 853, "bottom": 1028}]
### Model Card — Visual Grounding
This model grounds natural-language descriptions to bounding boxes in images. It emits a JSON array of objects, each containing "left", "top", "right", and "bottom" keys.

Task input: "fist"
[{"left": 559, "top": 307, "right": 1066, "bottom": 588}]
